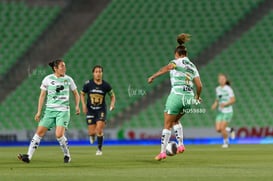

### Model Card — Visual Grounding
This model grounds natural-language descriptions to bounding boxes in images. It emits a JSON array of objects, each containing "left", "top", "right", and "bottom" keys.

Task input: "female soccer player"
[
  {"left": 18, "top": 59, "right": 80, "bottom": 163},
  {"left": 80, "top": 65, "right": 115, "bottom": 156},
  {"left": 211, "top": 74, "right": 236, "bottom": 148},
  {"left": 148, "top": 34, "right": 202, "bottom": 160}
]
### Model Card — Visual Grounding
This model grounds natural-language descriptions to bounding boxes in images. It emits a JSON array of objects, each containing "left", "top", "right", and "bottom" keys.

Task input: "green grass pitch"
[{"left": 0, "top": 145, "right": 272, "bottom": 181}]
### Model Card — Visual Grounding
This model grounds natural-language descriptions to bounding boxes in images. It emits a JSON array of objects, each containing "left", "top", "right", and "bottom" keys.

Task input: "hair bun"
[{"left": 177, "top": 33, "right": 191, "bottom": 45}]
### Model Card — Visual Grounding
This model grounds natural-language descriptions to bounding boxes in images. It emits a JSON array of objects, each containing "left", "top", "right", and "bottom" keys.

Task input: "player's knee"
[
  {"left": 96, "top": 129, "right": 103, "bottom": 136},
  {"left": 97, "top": 132, "right": 103, "bottom": 137},
  {"left": 220, "top": 127, "right": 226, "bottom": 134},
  {"left": 36, "top": 129, "right": 46, "bottom": 137},
  {"left": 164, "top": 121, "right": 173, "bottom": 129},
  {"left": 88, "top": 130, "right": 96, "bottom": 136},
  {"left": 55, "top": 132, "right": 64, "bottom": 139}
]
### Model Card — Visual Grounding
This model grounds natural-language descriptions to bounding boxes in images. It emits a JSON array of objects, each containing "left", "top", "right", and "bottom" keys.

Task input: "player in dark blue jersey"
[{"left": 80, "top": 65, "right": 115, "bottom": 155}]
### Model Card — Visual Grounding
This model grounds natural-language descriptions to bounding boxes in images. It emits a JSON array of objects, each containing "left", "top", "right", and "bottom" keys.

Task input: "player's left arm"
[
  {"left": 222, "top": 96, "right": 236, "bottom": 107},
  {"left": 147, "top": 63, "right": 175, "bottom": 84},
  {"left": 72, "top": 89, "right": 80, "bottom": 115},
  {"left": 108, "top": 89, "right": 115, "bottom": 111},
  {"left": 69, "top": 77, "right": 80, "bottom": 115}
]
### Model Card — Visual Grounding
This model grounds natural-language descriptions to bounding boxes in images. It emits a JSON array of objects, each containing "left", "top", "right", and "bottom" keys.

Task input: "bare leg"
[
  {"left": 88, "top": 124, "right": 96, "bottom": 144},
  {"left": 96, "top": 121, "right": 105, "bottom": 151},
  {"left": 216, "top": 121, "right": 229, "bottom": 147},
  {"left": 220, "top": 121, "right": 229, "bottom": 145}
]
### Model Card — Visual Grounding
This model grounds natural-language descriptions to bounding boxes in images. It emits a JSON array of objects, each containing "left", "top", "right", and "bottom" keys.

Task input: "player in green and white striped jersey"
[
  {"left": 148, "top": 34, "right": 202, "bottom": 161},
  {"left": 18, "top": 59, "right": 80, "bottom": 163},
  {"left": 211, "top": 74, "right": 236, "bottom": 148}
]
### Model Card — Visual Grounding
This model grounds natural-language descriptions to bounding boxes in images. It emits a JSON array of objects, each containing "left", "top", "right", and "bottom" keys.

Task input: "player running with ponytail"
[
  {"left": 211, "top": 73, "right": 236, "bottom": 148},
  {"left": 148, "top": 34, "right": 202, "bottom": 161}
]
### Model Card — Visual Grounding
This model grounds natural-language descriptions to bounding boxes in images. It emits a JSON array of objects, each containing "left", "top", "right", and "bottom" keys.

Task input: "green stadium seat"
[
  {"left": 0, "top": 0, "right": 269, "bottom": 130},
  {"left": 124, "top": 11, "right": 273, "bottom": 128},
  {"left": 0, "top": 2, "right": 61, "bottom": 75}
]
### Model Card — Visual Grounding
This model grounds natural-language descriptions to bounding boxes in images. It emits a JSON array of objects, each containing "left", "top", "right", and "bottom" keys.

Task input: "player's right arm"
[
  {"left": 211, "top": 100, "right": 218, "bottom": 110},
  {"left": 147, "top": 63, "right": 175, "bottom": 83},
  {"left": 80, "top": 91, "right": 88, "bottom": 114},
  {"left": 34, "top": 90, "right": 46, "bottom": 121},
  {"left": 81, "top": 81, "right": 89, "bottom": 114},
  {"left": 211, "top": 88, "right": 219, "bottom": 110}
]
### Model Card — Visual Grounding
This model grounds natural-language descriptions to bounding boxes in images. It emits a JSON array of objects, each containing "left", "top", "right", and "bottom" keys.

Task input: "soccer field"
[{"left": 0, "top": 145, "right": 272, "bottom": 181}]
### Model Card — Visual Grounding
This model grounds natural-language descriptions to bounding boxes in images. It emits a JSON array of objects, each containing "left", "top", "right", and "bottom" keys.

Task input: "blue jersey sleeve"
[{"left": 82, "top": 80, "right": 89, "bottom": 93}]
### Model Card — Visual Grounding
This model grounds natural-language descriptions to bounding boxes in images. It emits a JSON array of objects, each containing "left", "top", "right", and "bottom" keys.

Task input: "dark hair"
[
  {"left": 175, "top": 45, "right": 187, "bottom": 56},
  {"left": 219, "top": 73, "right": 231, "bottom": 86},
  {"left": 175, "top": 33, "right": 191, "bottom": 56},
  {"left": 226, "top": 80, "right": 231, "bottom": 86},
  {"left": 92, "top": 65, "right": 103, "bottom": 73},
  {"left": 48, "top": 59, "right": 63, "bottom": 72}
]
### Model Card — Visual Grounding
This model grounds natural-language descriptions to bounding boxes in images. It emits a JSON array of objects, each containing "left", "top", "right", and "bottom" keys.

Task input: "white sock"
[
  {"left": 57, "top": 136, "right": 70, "bottom": 157},
  {"left": 89, "top": 135, "right": 95, "bottom": 144},
  {"left": 223, "top": 138, "right": 229, "bottom": 145},
  {"left": 226, "top": 127, "right": 231, "bottom": 132},
  {"left": 160, "top": 129, "right": 171, "bottom": 153},
  {"left": 27, "top": 134, "right": 42, "bottom": 160},
  {"left": 173, "top": 122, "right": 184, "bottom": 146}
]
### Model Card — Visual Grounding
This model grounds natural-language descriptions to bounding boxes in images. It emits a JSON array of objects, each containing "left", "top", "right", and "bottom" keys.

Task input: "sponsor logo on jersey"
[{"left": 91, "top": 89, "right": 104, "bottom": 93}]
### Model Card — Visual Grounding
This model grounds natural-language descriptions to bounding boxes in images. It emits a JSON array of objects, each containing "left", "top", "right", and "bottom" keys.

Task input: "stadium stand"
[
  {"left": 123, "top": 11, "right": 273, "bottom": 128},
  {"left": 64, "top": 0, "right": 266, "bottom": 128},
  {"left": 0, "top": 2, "right": 61, "bottom": 75},
  {"left": 0, "top": 0, "right": 269, "bottom": 130}
]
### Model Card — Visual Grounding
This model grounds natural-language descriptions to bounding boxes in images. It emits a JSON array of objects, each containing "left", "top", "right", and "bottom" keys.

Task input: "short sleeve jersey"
[
  {"left": 215, "top": 85, "right": 235, "bottom": 113},
  {"left": 169, "top": 57, "right": 200, "bottom": 95},
  {"left": 81, "top": 80, "right": 112, "bottom": 110},
  {"left": 40, "top": 74, "right": 77, "bottom": 111}
]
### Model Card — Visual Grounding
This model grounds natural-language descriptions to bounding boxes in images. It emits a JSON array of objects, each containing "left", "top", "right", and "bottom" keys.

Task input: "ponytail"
[
  {"left": 176, "top": 33, "right": 191, "bottom": 45},
  {"left": 226, "top": 80, "right": 231, "bottom": 86},
  {"left": 175, "top": 33, "right": 190, "bottom": 56},
  {"left": 219, "top": 73, "right": 231, "bottom": 86},
  {"left": 48, "top": 59, "right": 63, "bottom": 72}
]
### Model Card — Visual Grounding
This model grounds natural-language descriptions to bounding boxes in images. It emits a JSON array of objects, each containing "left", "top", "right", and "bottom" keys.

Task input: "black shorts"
[{"left": 86, "top": 108, "right": 107, "bottom": 125}]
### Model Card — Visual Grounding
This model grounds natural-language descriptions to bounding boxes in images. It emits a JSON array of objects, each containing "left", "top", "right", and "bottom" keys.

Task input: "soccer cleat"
[
  {"left": 90, "top": 136, "right": 95, "bottom": 144},
  {"left": 154, "top": 152, "right": 167, "bottom": 161},
  {"left": 177, "top": 145, "right": 185, "bottom": 154},
  {"left": 230, "top": 128, "right": 235, "bottom": 139},
  {"left": 96, "top": 150, "right": 103, "bottom": 156},
  {"left": 64, "top": 155, "right": 71, "bottom": 163},
  {"left": 222, "top": 144, "right": 229, "bottom": 148},
  {"left": 17, "top": 154, "right": 30, "bottom": 163}
]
